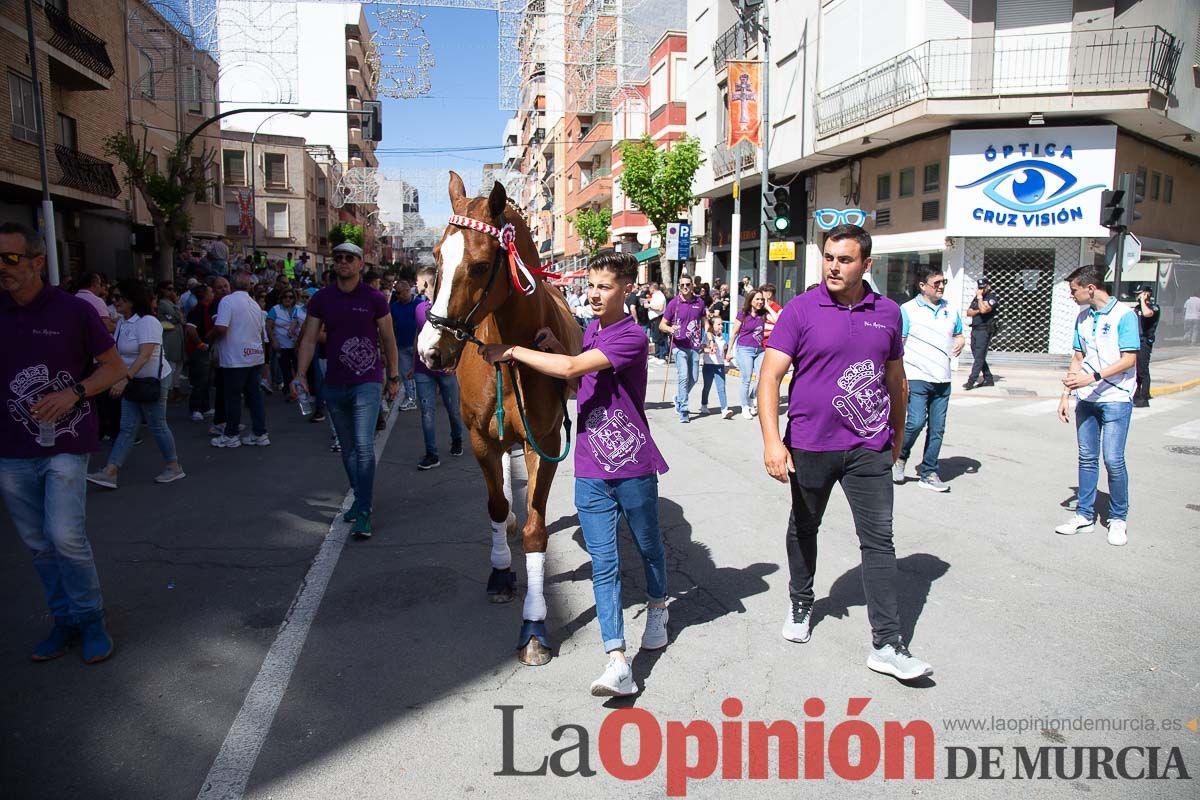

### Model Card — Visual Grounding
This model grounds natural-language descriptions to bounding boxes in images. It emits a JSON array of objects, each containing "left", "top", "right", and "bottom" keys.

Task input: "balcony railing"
[
  {"left": 816, "top": 25, "right": 1182, "bottom": 138},
  {"left": 55, "top": 145, "right": 120, "bottom": 198},
  {"left": 44, "top": 4, "right": 115, "bottom": 79},
  {"left": 712, "top": 15, "right": 758, "bottom": 73},
  {"left": 710, "top": 142, "right": 756, "bottom": 181}
]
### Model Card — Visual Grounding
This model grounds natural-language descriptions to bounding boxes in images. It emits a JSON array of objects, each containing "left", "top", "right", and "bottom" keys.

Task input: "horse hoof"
[
  {"left": 487, "top": 568, "right": 517, "bottom": 604},
  {"left": 518, "top": 637, "right": 552, "bottom": 666},
  {"left": 489, "top": 588, "right": 516, "bottom": 604},
  {"left": 505, "top": 511, "right": 518, "bottom": 540}
]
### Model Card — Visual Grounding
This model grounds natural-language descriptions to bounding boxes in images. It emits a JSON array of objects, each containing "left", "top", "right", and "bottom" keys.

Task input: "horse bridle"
[{"left": 423, "top": 213, "right": 512, "bottom": 347}]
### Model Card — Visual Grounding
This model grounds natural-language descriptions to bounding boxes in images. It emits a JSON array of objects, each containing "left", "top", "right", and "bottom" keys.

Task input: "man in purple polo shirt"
[
  {"left": 0, "top": 221, "right": 126, "bottom": 664},
  {"left": 295, "top": 242, "right": 400, "bottom": 540},
  {"left": 758, "top": 223, "right": 933, "bottom": 682},
  {"left": 659, "top": 276, "right": 706, "bottom": 423},
  {"left": 410, "top": 264, "right": 465, "bottom": 471}
]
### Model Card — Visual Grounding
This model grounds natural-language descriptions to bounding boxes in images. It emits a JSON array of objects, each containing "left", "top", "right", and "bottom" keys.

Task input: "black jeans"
[
  {"left": 188, "top": 350, "right": 212, "bottom": 414},
  {"left": 967, "top": 325, "right": 993, "bottom": 383},
  {"left": 786, "top": 446, "right": 901, "bottom": 648},
  {"left": 277, "top": 348, "right": 297, "bottom": 391},
  {"left": 221, "top": 366, "right": 267, "bottom": 437},
  {"left": 1133, "top": 341, "right": 1153, "bottom": 403}
]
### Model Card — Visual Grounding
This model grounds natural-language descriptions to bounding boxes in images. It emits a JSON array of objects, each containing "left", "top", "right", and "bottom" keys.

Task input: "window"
[
  {"left": 876, "top": 173, "right": 891, "bottom": 201},
  {"left": 1150, "top": 171, "right": 1161, "bottom": 201},
  {"left": 224, "top": 201, "right": 241, "bottom": 230},
  {"left": 223, "top": 151, "right": 245, "bottom": 185},
  {"left": 1164, "top": 175, "right": 1173, "bottom": 204},
  {"left": 137, "top": 49, "right": 154, "bottom": 98},
  {"left": 318, "top": 217, "right": 328, "bottom": 236},
  {"left": 1136, "top": 165, "right": 1147, "bottom": 194},
  {"left": 264, "top": 153, "right": 287, "bottom": 187},
  {"left": 898, "top": 167, "right": 915, "bottom": 197},
  {"left": 57, "top": 113, "right": 77, "bottom": 151},
  {"left": 208, "top": 164, "right": 220, "bottom": 204},
  {"left": 671, "top": 55, "right": 688, "bottom": 103},
  {"left": 8, "top": 72, "right": 36, "bottom": 143},
  {"left": 187, "top": 68, "right": 202, "bottom": 114},
  {"left": 266, "top": 202, "right": 289, "bottom": 237},
  {"left": 923, "top": 162, "right": 940, "bottom": 193}
]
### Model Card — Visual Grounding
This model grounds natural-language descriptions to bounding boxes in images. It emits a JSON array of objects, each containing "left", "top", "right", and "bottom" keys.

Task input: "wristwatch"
[
  {"left": 72, "top": 382, "right": 87, "bottom": 405},
  {"left": 1092, "top": 371, "right": 1102, "bottom": 383}
]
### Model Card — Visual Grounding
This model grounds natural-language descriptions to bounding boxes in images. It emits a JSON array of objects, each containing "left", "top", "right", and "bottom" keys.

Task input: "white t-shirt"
[
  {"left": 267, "top": 303, "right": 306, "bottom": 349},
  {"left": 116, "top": 314, "right": 173, "bottom": 380},
  {"left": 700, "top": 328, "right": 727, "bottom": 365},
  {"left": 1185, "top": 296, "right": 1200, "bottom": 321},
  {"left": 648, "top": 290, "right": 666, "bottom": 320},
  {"left": 214, "top": 291, "right": 267, "bottom": 367}
]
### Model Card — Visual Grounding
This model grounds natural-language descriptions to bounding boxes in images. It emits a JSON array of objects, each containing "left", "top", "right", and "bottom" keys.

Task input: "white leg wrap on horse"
[
  {"left": 501, "top": 451, "right": 513, "bottom": 506},
  {"left": 523, "top": 552, "right": 547, "bottom": 621},
  {"left": 490, "top": 519, "right": 512, "bottom": 570}
]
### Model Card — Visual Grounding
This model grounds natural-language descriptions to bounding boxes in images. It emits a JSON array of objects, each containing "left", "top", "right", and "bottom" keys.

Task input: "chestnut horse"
[{"left": 417, "top": 172, "right": 581, "bottom": 666}]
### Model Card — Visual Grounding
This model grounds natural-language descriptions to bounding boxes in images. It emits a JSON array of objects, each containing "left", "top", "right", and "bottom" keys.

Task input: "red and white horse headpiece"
[{"left": 447, "top": 215, "right": 549, "bottom": 296}]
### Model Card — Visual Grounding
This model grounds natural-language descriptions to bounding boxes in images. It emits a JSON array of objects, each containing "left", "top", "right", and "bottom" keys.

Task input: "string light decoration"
[
  {"left": 332, "top": 166, "right": 381, "bottom": 207},
  {"left": 373, "top": 8, "right": 435, "bottom": 99},
  {"left": 127, "top": 2, "right": 217, "bottom": 102}
]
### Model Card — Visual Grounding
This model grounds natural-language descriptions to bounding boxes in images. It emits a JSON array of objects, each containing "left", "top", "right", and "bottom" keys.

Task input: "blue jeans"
[
  {"left": 396, "top": 346, "right": 417, "bottom": 402},
  {"left": 1075, "top": 400, "right": 1132, "bottom": 522},
  {"left": 673, "top": 348, "right": 699, "bottom": 417},
  {"left": 900, "top": 380, "right": 951, "bottom": 478},
  {"left": 736, "top": 345, "right": 765, "bottom": 408},
  {"left": 326, "top": 381, "right": 384, "bottom": 511},
  {"left": 0, "top": 453, "right": 103, "bottom": 621},
  {"left": 701, "top": 364, "right": 727, "bottom": 409},
  {"left": 310, "top": 357, "right": 327, "bottom": 416},
  {"left": 415, "top": 371, "right": 464, "bottom": 457},
  {"left": 222, "top": 365, "right": 267, "bottom": 437},
  {"left": 575, "top": 475, "right": 667, "bottom": 652},
  {"left": 110, "top": 379, "right": 178, "bottom": 467}
]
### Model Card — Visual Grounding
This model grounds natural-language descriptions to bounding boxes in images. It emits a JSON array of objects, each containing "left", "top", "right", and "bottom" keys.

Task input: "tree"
[
  {"left": 616, "top": 134, "right": 703, "bottom": 288},
  {"left": 572, "top": 207, "right": 612, "bottom": 257},
  {"left": 330, "top": 222, "right": 364, "bottom": 247},
  {"left": 104, "top": 129, "right": 215, "bottom": 281}
]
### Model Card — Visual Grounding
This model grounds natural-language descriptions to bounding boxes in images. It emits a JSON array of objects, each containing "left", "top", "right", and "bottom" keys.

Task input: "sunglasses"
[
  {"left": 0, "top": 252, "right": 33, "bottom": 266},
  {"left": 332, "top": 253, "right": 357, "bottom": 263}
]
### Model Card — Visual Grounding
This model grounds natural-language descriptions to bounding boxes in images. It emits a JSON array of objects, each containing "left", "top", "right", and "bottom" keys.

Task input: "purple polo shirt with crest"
[
  {"left": 766, "top": 282, "right": 903, "bottom": 453},
  {"left": 0, "top": 286, "right": 115, "bottom": 459},
  {"left": 663, "top": 295, "right": 706, "bottom": 352},
  {"left": 576, "top": 314, "right": 668, "bottom": 480},
  {"left": 306, "top": 281, "right": 389, "bottom": 386}
]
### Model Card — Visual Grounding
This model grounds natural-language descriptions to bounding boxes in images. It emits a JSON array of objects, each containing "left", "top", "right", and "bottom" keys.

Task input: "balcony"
[
  {"left": 710, "top": 142, "right": 756, "bottom": 182},
  {"left": 54, "top": 145, "right": 120, "bottom": 198},
  {"left": 816, "top": 25, "right": 1183, "bottom": 139},
  {"left": 568, "top": 174, "right": 611, "bottom": 212},
  {"left": 712, "top": 15, "right": 758, "bottom": 74},
  {"left": 567, "top": 118, "right": 612, "bottom": 164},
  {"left": 43, "top": 4, "right": 114, "bottom": 89}
]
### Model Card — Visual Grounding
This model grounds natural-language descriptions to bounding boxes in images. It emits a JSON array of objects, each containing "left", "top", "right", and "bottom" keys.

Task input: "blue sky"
[{"left": 369, "top": 5, "right": 511, "bottom": 226}]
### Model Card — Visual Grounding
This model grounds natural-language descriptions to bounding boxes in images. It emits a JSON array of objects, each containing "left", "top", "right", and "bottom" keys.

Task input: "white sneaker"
[
  {"left": 240, "top": 433, "right": 271, "bottom": 446},
  {"left": 86, "top": 468, "right": 118, "bottom": 489},
  {"left": 1107, "top": 520, "right": 1128, "bottom": 546},
  {"left": 641, "top": 606, "right": 669, "bottom": 650},
  {"left": 589, "top": 655, "right": 636, "bottom": 697},
  {"left": 210, "top": 434, "right": 241, "bottom": 448},
  {"left": 190, "top": 411, "right": 203, "bottom": 422},
  {"left": 203, "top": 409, "right": 214, "bottom": 418},
  {"left": 1055, "top": 514, "right": 1095, "bottom": 535},
  {"left": 400, "top": 398, "right": 417, "bottom": 412},
  {"left": 722, "top": 408, "right": 734, "bottom": 419},
  {"left": 750, "top": 405, "right": 758, "bottom": 417},
  {"left": 741, "top": 407, "right": 753, "bottom": 420},
  {"left": 867, "top": 642, "right": 933, "bottom": 681}
]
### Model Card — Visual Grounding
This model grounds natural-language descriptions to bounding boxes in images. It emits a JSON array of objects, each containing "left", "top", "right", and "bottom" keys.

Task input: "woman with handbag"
[{"left": 87, "top": 281, "right": 185, "bottom": 489}]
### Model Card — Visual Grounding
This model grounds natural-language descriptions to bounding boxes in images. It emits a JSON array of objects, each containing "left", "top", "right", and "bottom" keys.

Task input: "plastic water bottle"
[
  {"left": 296, "top": 388, "right": 313, "bottom": 417},
  {"left": 37, "top": 421, "right": 56, "bottom": 447}
]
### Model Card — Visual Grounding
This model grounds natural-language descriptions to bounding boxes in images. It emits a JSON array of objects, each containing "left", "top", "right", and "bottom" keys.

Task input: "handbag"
[{"left": 120, "top": 320, "right": 163, "bottom": 403}]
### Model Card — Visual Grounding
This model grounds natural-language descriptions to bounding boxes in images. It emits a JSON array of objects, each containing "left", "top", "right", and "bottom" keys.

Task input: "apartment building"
[{"left": 688, "top": 0, "right": 1200, "bottom": 357}]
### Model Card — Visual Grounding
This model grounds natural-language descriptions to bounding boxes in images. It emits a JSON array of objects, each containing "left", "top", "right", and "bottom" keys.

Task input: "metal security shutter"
[
  {"left": 996, "top": 0, "right": 1071, "bottom": 31},
  {"left": 926, "top": 0, "right": 971, "bottom": 41}
]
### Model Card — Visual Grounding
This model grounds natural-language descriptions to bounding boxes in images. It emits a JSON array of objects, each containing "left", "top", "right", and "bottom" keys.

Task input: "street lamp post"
[{"left": 250, "top": 111, "right": 310, "bottom": 258}]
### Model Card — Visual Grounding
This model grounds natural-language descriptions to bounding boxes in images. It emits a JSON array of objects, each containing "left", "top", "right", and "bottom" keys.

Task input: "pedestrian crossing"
[
  {"left": 947, "top": 394, "right": 1197, "bottom": 422},
  {"left": 1166, "top": 419, "right": 1200, "bottom": 441}
]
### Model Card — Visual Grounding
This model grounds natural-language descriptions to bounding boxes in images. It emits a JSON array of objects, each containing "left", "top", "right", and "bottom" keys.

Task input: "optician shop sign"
[{"left": 946, "top": 126, "right": 1115, "bottom": 238}]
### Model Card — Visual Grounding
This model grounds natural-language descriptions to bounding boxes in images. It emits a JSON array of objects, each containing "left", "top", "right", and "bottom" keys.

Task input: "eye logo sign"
[{"left": 955, "top": 160, "right": 1104, "bottom": 213}]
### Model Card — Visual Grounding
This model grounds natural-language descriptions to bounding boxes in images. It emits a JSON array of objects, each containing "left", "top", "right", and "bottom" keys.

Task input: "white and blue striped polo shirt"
[
  {"left": 1072, "top": 298, "right": 1140, "bottom": 404},
  {"left": 900, "top": 296, "right": 963, "bottom": 383}
]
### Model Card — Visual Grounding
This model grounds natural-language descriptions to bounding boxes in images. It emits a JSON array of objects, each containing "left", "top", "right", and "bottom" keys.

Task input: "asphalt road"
[{"left": 1, "top": 371, "right": 1198, "bottom": 800}]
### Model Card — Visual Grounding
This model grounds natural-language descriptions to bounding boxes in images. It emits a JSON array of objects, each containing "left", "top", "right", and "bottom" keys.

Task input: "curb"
[{"left": 1150, "top": 377, "right": 1200, "bottom": 398}]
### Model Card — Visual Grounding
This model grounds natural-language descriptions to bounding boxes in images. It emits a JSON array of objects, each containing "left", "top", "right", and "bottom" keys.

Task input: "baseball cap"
[
  {"left": 977, "top": 278, "right": 990, "bottom": 288},
  {"left": 332, "top": 242, "right": 363, "bottom": 258}
]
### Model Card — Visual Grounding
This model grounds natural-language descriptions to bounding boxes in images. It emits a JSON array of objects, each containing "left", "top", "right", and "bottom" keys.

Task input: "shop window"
[
  {"left": 874, "top": 251, "right": 943, "bottom": 304},
  {"left": 1164, "top": 176, "right": 1173, "bottom": 204},
  {"left": 923, "top": 162, "right": 940, "bottom": 193},
  {"left": 1150, "top": 171, "right": 1160, "bottom": 201},
  {"left": 877, "top": 173, "right": 891, "bottom": 202},
  {"left": 898, "top": 167, "right": 915, "bottom": 197},
  {"left": 921, "top": 200, "right": 939, "bottom": 222}
]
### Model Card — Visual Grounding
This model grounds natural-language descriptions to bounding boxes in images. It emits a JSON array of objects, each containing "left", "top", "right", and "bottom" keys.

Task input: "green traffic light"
[{"left": 773, "top": 216, "right": 791, "bottom": 233}]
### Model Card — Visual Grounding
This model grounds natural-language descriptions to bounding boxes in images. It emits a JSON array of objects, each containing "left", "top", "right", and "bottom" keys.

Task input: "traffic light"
[
  {"left": 1100, "top": 187, "right": 1125, "bottom": 230},
  {"left": 765, "top": 185, "right": 792, "bottom": 235},
  {"left": 1118, "top": 170, "right": 1143, "bottom": 228},
  {"left": 362, "top": 100, "right": 383, "bottom": 142}
]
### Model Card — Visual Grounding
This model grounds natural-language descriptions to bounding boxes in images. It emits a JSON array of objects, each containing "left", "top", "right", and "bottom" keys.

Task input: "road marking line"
[
  {"left": 949, "top": 396, "right": 1003, "bottom": 407},
  {"left": 1166, "top": 419, "right": 1200, "bottom": 441},
  {"left": 196, "top": 403, "right": 401, "bottom": 800},
  {"left": 1006, "top": 399, "right": 1061, "bottom": 416},
  {"left": 1131, "top": 397, "right": 1189, "bottom": 419}
]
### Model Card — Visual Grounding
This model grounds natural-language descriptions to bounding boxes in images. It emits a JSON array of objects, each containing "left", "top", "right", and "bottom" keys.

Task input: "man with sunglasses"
[
  {"left": 295, "top": 242, "right": 400, "bottom": 539},
  {"left": 0, "top": 222, "right": 128, "bottom": 663},
  {"left": 895, "top": 265, "right": 964, "bottom": 491}
]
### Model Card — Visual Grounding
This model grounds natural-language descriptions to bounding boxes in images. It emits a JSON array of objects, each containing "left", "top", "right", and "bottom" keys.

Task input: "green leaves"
[
  {"left": 103, "top": 130, "right": 214, "bottom": 245},
  {"left": 572, "top": 207, "right": 612, "bottom": 257},
  {"left": 330, "top": 222, "right": 364, "bottom": 247},
  {"left": 616, "top": 134, "right": 703, "bottom": 235}
]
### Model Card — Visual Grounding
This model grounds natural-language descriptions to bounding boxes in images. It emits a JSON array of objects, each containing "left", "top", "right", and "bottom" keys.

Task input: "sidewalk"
[{"left": 960, "top": 347, "right": 1200, "bottom": 400}]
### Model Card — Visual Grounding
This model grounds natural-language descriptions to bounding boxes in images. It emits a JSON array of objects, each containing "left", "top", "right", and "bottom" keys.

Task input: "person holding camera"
[
  {"left": 964, "top": 277, "right": 999, "bottom": 390},
  {"left": 1132, "top": 285, "right": 1159, "bottom": 408}
]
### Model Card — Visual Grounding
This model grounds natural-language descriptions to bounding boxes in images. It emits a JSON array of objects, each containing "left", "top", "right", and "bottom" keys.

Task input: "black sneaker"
[
  {"left": 961, "top": 380, "right": 975, "bottom": 391},
  {"left": 417, "top": 454, "right": 441, "bottom": 470},
  {"left": 977, "top": 377, "right": 995, "bottom": 387},
  {"left": 311, "top": 412, "right": 326, "bottom": 422},
  {"left": 450, "top": 439, "right": 464, "bottom": 457}
]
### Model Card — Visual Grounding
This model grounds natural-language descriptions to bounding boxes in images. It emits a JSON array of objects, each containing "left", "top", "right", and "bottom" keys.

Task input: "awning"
[{"left": 634, "top": 247, "right": 660, "bottom": 263}]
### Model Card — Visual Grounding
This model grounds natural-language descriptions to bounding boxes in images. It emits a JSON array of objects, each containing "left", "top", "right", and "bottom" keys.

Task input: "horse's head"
[{"left": 417, "top": 171, "right": 536, "bottom": 370}]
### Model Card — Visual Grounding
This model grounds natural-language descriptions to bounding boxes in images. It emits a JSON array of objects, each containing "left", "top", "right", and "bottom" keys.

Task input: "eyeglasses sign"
[{"left": 813, "top": 208, "right": 875, "bottom": 230}]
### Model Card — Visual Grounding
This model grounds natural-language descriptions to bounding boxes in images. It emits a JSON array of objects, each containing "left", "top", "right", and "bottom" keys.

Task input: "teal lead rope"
[{"left": 493, "top": 363, "right": 572, "bottom": 463}]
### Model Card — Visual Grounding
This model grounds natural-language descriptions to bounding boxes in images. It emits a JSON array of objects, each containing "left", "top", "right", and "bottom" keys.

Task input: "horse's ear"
[
  {"left": 487, "top": 179, "right": 507, "bottom": 220},
  {"left": 448, "top": 171, "right": 466, "bottom": 205}
]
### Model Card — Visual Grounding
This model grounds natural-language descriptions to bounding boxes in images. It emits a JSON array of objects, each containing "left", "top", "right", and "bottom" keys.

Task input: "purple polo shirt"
[
  {"left": 306, "top": 281, "right": 389, "bottom": 385},
  {"left": 767, "top": 283, "right": 903, "bottom": 452},
  {"left": 576, "top": 314, "right": 668, "bottom": 480},
  {"left": 736, "top": 309, "right": 766, "bottom": 348},
  {"left": 0, "top": 286, "right": 115, "bottom": 459},
  {"left": 663, "top": 295, "right": 706, "bottom": 351}
]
